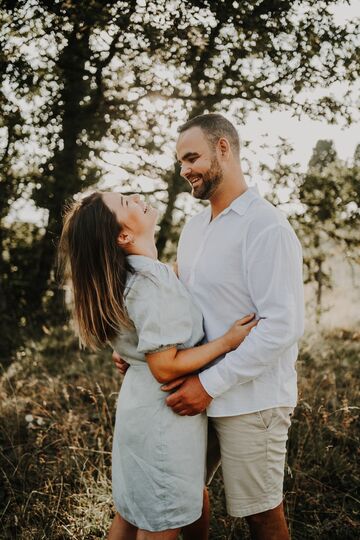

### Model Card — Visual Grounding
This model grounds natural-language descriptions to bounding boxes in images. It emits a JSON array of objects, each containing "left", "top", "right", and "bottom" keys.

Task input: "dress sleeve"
[{"left": 125, "top": 271, "right": 195, "bottom": 354}]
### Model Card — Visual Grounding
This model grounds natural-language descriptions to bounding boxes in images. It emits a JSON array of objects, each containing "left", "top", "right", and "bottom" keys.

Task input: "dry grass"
[
  {"left": 0, "top": 329, "right": 117, "bottom": 539},
  {"left": 0, "top": 326, "right": 359, "bottom": 539}
]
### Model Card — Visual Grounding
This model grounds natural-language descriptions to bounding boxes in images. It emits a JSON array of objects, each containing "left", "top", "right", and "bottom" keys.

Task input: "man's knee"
[{"left": 245, "top": 502, "right": 285, "bottom": 525}]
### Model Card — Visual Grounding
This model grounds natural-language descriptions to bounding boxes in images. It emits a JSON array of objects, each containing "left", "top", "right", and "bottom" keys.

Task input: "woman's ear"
[{"left": 117, "top": 230, "right": 134, "bottom": 247}]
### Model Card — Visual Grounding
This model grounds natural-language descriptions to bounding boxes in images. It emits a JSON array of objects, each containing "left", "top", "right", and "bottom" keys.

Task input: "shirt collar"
[
  {"left": 227, "top": 185, "right": 260, "bottom": 216},
  {"left": 205, "top": 185, "right": 260, "bottom": 221}
]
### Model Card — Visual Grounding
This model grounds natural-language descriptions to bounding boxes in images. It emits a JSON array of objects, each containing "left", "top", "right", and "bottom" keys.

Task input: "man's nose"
[{"left": 180, "top": 165, "right": 192, "bottom": 179}]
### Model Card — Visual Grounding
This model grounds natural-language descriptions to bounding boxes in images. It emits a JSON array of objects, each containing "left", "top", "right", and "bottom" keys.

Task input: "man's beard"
[{"left": 190, "top": 157, "right": 223, "bottom": 200}]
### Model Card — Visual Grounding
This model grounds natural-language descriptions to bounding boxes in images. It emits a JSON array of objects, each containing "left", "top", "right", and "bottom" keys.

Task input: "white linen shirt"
[{"left": 177, "top": 187, "right": 305, "bottom": 417}]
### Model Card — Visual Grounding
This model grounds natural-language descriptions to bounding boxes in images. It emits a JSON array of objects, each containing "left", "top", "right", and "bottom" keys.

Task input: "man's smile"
[{"left": 189, "top": 176, "right": 203, "bottom": 186}]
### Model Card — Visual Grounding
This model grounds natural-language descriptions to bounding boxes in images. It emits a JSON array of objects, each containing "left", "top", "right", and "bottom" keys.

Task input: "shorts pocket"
[{"left": 257, "top": 408, "right": 274, "bottom": 430}]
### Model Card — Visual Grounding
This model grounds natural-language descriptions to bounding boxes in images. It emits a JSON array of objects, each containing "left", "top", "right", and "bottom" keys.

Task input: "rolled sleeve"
[{"left": 199, "top": 224, "right": 304, "bottom": 398}]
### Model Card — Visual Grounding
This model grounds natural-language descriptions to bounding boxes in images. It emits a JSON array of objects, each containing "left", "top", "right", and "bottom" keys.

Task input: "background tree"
[
  {"left": 354, "top": 143, "right": 360, "bottom": 167},
  {"left": 1, "top": 0, "right": 360, "bottom": 360},
  {"left": 308, "top": 140, "right": 338, "bottom": 171},
  {"left": 262, "top": 139, "right": 360, "bottom": 321},
  {"left": 0, "top": 8, "right": 41, "bottom": 359}
]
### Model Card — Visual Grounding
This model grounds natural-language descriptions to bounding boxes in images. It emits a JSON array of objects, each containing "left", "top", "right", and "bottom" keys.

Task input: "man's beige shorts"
[{"left": 206, "top": 407, "right": 293, "bottom": 518}]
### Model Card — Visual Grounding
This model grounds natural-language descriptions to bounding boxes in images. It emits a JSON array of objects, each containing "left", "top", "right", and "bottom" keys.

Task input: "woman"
[{"left": 58, "top": 191, "right": 257, "bottom": 540}]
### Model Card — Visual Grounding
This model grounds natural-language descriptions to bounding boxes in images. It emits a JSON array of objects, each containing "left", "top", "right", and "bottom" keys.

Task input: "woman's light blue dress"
[{"left": 111, "top": 255, "right": 207, "bottom": 532}]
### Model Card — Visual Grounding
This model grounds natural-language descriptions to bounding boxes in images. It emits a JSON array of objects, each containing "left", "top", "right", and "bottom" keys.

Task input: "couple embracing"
[{"left": 59, "top": 114, "right": 304, "bottom": 539}]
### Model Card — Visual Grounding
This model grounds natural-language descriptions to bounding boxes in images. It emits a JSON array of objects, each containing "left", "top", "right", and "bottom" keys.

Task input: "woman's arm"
[{"left": 146, "top": 314, "right": 257, "bottom": 383}]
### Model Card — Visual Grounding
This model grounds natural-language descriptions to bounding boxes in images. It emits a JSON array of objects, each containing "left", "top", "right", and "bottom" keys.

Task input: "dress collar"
[{"left": 126, "top": 254, "right": 158, "bottom": 271}]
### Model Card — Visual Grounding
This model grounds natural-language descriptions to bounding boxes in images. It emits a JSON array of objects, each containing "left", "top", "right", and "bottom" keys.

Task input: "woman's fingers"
[
  {"left": 246, "top": 319, "right": 259, "bottom": 329},
  {"left": 161, "top": 376, "right": 187, "bottom": 392},
  {"left": 112, "top": 350, "right": 129, "bottom": 374},
  {"left": 112, "top": 350, "right": 122, "bottom": 362},
  {"left": 239, "top": 313, "right": 256, "bottom": 325}
]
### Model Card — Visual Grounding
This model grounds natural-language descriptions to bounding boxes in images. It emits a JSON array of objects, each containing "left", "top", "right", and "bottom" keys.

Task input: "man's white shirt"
[{"left": 177, "top": 187, "right": 305, "bottom": 417}]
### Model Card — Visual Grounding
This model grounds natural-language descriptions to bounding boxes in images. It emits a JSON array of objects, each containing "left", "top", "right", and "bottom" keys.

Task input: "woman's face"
[{"left": 102, "top": 192, "right": 158, "bottom": 236}]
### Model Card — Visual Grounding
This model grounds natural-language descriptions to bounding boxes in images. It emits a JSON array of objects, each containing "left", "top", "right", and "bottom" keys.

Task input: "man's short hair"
[{"left": 178, "top": 113, "right": 240, "bottom": 157}]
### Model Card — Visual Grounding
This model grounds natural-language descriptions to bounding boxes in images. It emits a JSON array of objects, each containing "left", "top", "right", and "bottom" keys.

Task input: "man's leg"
[
  {"left": 246, "top": 502, "right": 289, "bottom": 540},
  {"left": 212, "top": 407, "right": 293, "bottom": 540}
]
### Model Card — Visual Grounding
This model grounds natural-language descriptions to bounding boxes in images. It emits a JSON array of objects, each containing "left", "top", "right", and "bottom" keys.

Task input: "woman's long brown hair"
[{"left": 58, "top": 192, "right": 134, "bottom": 350}]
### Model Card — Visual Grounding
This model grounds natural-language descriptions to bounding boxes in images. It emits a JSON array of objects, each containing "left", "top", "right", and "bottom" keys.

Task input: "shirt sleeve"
[
  {"left": 126, "top": 272, "right": 194, "bottom": 354},
  {"left": 199, "top": 224, "right": 305, "bottom": 398}
]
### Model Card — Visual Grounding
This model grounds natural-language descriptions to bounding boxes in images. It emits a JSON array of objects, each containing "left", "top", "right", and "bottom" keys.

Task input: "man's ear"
[
  {"left": 218, "top": 137, "right": 230, "bottom": 158},
  {"left": 117, "top": 230, "right": 134, "bottom": 247}
]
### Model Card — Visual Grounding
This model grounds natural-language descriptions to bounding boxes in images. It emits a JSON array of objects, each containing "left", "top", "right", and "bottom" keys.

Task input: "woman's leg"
[
  {"left": 182, "top": 488, "right": 210, "bottom": 540},
  {"left": 136, "top": 489, "right": 209, "bottom": 540},
  {"left": 136, "top": 527, "right": 181, "bottom": 540},
  {"left": 107, "top": 512, "right": 137, "bottom": 540}
]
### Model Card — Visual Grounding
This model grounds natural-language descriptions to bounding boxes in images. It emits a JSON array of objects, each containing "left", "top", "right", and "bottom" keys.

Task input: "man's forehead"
[{"left": 176, "top": 126, "right": 207, "bottom": 158}]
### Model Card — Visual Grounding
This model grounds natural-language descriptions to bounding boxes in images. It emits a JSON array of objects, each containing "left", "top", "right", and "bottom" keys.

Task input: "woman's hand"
[
  {"left": 112, "top": 350, "right": 129, "bottom": 375},
  {"left": 223, "top": 314, "right": 258, "bottom": 351}
]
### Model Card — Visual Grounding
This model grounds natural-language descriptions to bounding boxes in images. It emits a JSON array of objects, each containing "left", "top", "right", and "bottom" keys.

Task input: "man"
[
  {"left": 115, "top": 113, "right": 304, "bottom": 539},
  {"left": 162, "top": 113, "right": 304, "bottom": 539}
]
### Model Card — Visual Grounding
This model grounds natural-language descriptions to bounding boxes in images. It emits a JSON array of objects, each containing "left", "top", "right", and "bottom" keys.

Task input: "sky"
[
  {"left": 237, "top": 107, "right": 360, "bottom": 197},
  {"left": 242, "top": 111, "right": 360, "bottom": 169}
]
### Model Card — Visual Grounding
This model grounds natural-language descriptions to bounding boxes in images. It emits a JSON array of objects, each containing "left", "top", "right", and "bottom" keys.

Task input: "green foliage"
[
  {"left": 297, "top": 157, "right": 360, "bottom": 320},
  {"left": 308, "top": 140, "right": 338, "bottom": 172},
  {"left": 354, "top": 144, "right": 360, "bottom": 167},
  {"left": 0, "top": 222, "right": 46, "bottom": 362},
  {"left": 0, "top": 327, "right": 359, "bottom": 538}
]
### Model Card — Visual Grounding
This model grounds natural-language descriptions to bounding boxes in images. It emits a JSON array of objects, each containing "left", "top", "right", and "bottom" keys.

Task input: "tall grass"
[{"left": 0, "top": 327, "right": 359, "bottom": 539}]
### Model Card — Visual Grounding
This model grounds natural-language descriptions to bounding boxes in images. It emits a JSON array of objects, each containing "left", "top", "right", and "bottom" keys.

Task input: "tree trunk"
[
  {"left": 314, "top": 233, "right": 323, "bottom": 323},
  {"left": 156, "top": 101, "right": 210, "bottom": 258},
  {"left": 29, "top": 25, "right": 92, "bottom": 315},
  {"left": 156, "top": 14, "right": 227, "bottom": 258},
  {"left": 315, "top": 258, "right": 323, "bottom": 325}
]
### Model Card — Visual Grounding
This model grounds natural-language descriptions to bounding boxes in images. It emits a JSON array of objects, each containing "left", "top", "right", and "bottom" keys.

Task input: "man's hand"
[
  {"left": 112, "top": 350, "right": 129, "bottom": 375},
  {"left": 161, "top": 374, "right": 212, "bottom": 416}
]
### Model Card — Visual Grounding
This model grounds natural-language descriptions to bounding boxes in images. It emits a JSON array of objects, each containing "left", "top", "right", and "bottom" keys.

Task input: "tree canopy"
[{"left": 1, "top": 0, "right": 360, "bottom": 359}]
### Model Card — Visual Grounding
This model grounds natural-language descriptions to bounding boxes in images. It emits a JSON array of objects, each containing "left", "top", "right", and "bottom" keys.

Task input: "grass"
[{"left": 0, "top": 326, "right": 359, "bottom": 539}]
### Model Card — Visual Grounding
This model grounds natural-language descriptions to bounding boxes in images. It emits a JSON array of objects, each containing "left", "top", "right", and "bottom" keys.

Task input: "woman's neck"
[{"left": 127, "top": 239, "right": 158, "bottom": 260}]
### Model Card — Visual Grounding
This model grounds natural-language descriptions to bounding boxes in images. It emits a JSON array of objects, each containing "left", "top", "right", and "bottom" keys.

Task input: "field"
[{"left": 1, "top": 326, "right": 359, "bottom": 539}]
